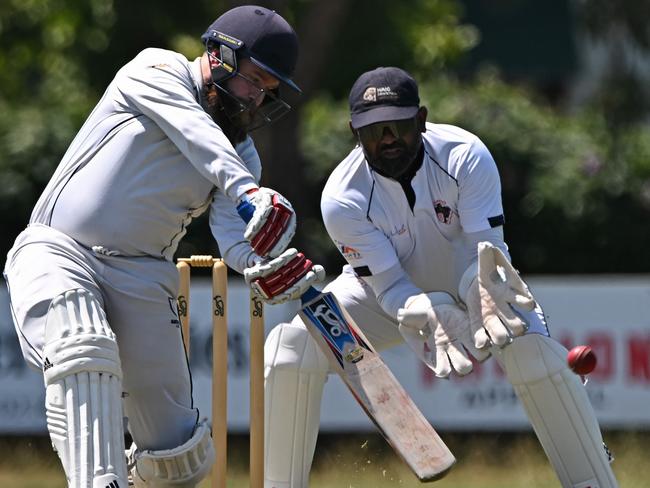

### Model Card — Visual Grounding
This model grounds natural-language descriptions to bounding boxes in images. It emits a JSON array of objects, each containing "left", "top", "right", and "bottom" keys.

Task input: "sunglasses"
[{"left": 357, "top": 117, "right": 418, "bottom": 145}]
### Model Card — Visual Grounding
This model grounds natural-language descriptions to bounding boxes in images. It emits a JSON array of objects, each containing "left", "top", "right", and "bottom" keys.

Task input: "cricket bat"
[
  {"left": 235, "top": 202, "right": 455, "bottom": 480},
  {"left": 298, "top": 286, "right": 456, "bottom": 482}
]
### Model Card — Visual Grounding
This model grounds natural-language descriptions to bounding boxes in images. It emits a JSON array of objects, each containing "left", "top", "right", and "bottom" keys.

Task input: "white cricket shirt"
[
  {"left": 321, "top": 122, "right": 504, "bottom": 297},
  {"left": 30, "top": 48, "right": 259, "bottom": 268}
]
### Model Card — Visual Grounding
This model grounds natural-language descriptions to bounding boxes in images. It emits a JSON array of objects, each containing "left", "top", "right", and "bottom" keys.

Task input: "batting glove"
[
  {"left": 244, "top": 248, "right": 325, "bottom": 305},
  {"left": 237, "top": 187, "right": 296, "bottom": 258}
]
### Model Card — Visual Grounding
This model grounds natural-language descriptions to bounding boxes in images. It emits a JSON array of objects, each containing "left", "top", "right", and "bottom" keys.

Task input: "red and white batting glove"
[
  {"left": 244, "top": 248, "right": 325, "bottom": 305},
  {"left": 239, "top": 187, "right": 296, "bottom": 258}
]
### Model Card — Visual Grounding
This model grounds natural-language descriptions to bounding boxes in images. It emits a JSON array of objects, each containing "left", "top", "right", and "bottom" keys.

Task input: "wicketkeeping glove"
[
  {"left": 237, "top": 187, "right": 296, "bottom": 258},
  {"left": 397, "top": 293, "right": 485, "bottom": 378},
  {"left": 244, "top": 248, "right": 325, "bottom": 305},
  {"left": 464, "top": 242, "right": 536, "bottom": 349}
]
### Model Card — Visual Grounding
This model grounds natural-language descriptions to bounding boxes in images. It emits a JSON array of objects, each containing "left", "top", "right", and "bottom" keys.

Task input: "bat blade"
[{"left": 299, "top": 288, "right": 455, "bottom": 482}]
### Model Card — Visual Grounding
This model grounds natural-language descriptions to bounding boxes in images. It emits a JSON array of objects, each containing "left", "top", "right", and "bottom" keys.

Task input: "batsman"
[
  {"left": 262, "top": 67, "right": 619, "bottom": 488},
  {"left": 3, "top": 6, "right": 322, "bottom": 488}
]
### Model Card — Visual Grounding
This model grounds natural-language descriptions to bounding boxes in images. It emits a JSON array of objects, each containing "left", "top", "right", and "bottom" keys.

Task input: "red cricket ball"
[{"left": 567, "top": 345, "right": 597, "bottom": 375}]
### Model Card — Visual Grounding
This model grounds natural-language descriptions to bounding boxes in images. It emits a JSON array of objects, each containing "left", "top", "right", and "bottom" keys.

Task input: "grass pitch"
[{"left": 0, "top": 431, "right": 647, "bottom": 487}]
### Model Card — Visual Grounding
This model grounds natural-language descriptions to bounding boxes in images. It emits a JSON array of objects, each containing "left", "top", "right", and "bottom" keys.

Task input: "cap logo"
[
  {"left": 363, "top": 87, "right": 377, "bottom": 102},
  {"left": 362, "top": 86, "right": 398, "bottom": 104},
  {"left": 376, "top": 86, "right": 398, "bottom": 98}
]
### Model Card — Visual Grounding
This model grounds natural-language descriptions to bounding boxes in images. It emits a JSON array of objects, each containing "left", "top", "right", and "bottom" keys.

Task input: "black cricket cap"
[
  {"left": 202, "top": 6, "right": 301, "bottom": 93},
  {"left": 349, "top": 67, "right": 420, "bottom": 129}
]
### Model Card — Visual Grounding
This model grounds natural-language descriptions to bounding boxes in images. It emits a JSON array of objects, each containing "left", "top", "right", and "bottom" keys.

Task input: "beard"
[
  {"left": 365, "top": 138, "right": 423, "bottom": 180},
  {"left": 202, "top": 84, "right": 249, "bottom": 145}
]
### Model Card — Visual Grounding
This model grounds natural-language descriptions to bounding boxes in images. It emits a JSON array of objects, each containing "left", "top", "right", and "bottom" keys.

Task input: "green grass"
[{"left": 0, "top": 432, "right": 647, "bottom": 487}]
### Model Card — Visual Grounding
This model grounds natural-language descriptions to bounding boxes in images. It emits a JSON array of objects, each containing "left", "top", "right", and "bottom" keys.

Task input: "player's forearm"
[
  {"left": 219, "top": 241, "right": 259, "bottom": 275},
  {"left": 363, "top": 264, "right": 423, "bottom": 319}
]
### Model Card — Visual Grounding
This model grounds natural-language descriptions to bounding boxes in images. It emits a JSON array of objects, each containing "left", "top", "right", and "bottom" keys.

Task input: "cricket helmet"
[{"left": 201, "top": 5, "right": 300, "bottom": 93}]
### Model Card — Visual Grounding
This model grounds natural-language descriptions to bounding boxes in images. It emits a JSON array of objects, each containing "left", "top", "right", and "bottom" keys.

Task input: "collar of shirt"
[{"left": 190, "top": 57, "right": 206, "bottom": 108}]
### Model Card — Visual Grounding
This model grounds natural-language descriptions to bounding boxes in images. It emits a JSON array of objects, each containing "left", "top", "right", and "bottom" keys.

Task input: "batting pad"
[
  {"left": 495, "top": 334, "right": 618, "bottom": 488},
  {"left": 264, "top": 321, "right": 329, "bottom": 488},
  {"left": 43, "top": 289, "right": 128, "bottom": 488}
]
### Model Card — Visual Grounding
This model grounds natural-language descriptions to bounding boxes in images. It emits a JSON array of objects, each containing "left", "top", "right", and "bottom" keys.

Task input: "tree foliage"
[
  {"left": 302, "top": 69, "right": 650, "bottom": 272},
  {"left": 0, "top": 0, "right": 115, "bottom": 256},
  {"left": 1, "top": 0, "right": 649, "bottom": 273}
]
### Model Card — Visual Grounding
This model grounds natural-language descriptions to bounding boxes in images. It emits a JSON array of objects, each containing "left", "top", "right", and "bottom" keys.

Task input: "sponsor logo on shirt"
[
  {"left": 434, "top": 200, "right": 453, "bottom": 224},
  {"left": 388, "top": 224, "right": 407, "bottom": 237},
  {"left": 340, "top": 244, "right": 362, "bottom": 260}
]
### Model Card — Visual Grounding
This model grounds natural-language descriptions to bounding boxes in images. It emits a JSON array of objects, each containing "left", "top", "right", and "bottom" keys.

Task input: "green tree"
[
  {"left": 3, "top": 0, "right": 649, "bottom": 274},
  {"left": 0, "top": 0, "right": 115, "bottom": 261},
  {"left": 302, "top": 68, "right": 650, "bottom": 273}
]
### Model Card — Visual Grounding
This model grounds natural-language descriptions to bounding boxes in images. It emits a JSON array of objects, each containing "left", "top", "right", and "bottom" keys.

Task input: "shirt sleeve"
[
  {"left": 454, "top": 139, "right": 504, "bottom": 233},
  {"left": 209, "top": 191, "right": 256, "bottom": 274},
  {"left": 114, "top": 50, "right": 257, "bottom": 203},
  {"left": 321, "top": 195, "right": 399, "bottom": 276},
  {"left": 364, "top": 263, "right": 423, "bottom": 319},
  {"left": 209, "top": 137, "right": 261, "bottom": 274}
]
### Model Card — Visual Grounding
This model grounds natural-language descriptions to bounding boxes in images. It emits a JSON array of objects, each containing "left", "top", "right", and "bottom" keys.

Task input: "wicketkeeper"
[
  {"left": 263, "top": 67, "right": 619, "bottom": 488},
  {"left": 3, "top": 6, "right": 322, "bottom": 487}
]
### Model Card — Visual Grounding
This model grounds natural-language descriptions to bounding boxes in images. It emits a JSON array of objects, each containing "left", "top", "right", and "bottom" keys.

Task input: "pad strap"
[{"left": 131, "top": 419, "right": 214, "bottom": 487}]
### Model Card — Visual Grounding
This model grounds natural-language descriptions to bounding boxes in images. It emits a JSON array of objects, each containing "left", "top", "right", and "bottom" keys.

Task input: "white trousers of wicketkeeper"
[
  {"left": 4, "top": 224, "right": 214, "bottom": 487},
  {"left": 264, "top": 266, "right": 618, "bottom": 488}
]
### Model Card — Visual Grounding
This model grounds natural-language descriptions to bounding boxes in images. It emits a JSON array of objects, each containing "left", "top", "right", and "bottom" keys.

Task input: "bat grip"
[{"left": 300, "top": 286, "right": 320, "bottom": 304}]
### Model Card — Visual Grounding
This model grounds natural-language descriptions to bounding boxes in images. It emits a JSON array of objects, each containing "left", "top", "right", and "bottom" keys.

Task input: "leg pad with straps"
[
  {"left": 495, "top": 334, "right": 618, "bottom": 488},
  {"left": 44, "top": 289, "right": 127, "bottom": 488}
]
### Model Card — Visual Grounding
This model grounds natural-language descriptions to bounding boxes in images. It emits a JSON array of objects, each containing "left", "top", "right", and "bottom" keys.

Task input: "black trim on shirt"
[
  {"left": 47, "top": 114, "right": 144, "bottom": 226},
  {"left": 396, "top": 144, "right": 424, "bottom": 211},
  {"left": 365, "top": 179, "right": 376, "bottom": 223},
  {"left": 425, "top": 147, "right": 459, "bottom": 186},
  {"left": 366, "top": 144, "right": 425, "bottom": 215},
  {"left": 353, "top": 265, "right": 372, "bottom": 277},
  {"left": 488, "top": 214, "right": 505, "bottom": 227}
]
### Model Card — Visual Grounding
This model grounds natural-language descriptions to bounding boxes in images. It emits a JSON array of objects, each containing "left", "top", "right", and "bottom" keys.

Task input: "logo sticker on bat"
[{"left": 302, "top": 293, "right": 370, "bottom": 367}]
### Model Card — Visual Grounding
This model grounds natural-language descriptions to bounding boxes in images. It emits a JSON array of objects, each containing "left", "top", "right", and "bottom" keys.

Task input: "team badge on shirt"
[{"left": 434, "top": 200, "right": 453, "bottom": 224}]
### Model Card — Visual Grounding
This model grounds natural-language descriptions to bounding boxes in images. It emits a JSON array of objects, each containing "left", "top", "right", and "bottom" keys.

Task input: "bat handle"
[{"left": 300, "top": 286, "right": 320, "bottom": 305}]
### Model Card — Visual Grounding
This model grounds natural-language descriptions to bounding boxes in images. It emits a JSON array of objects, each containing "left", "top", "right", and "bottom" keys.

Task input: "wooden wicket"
[{"left": 176, "top": 255, "right": 264, "bottom": 488}]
